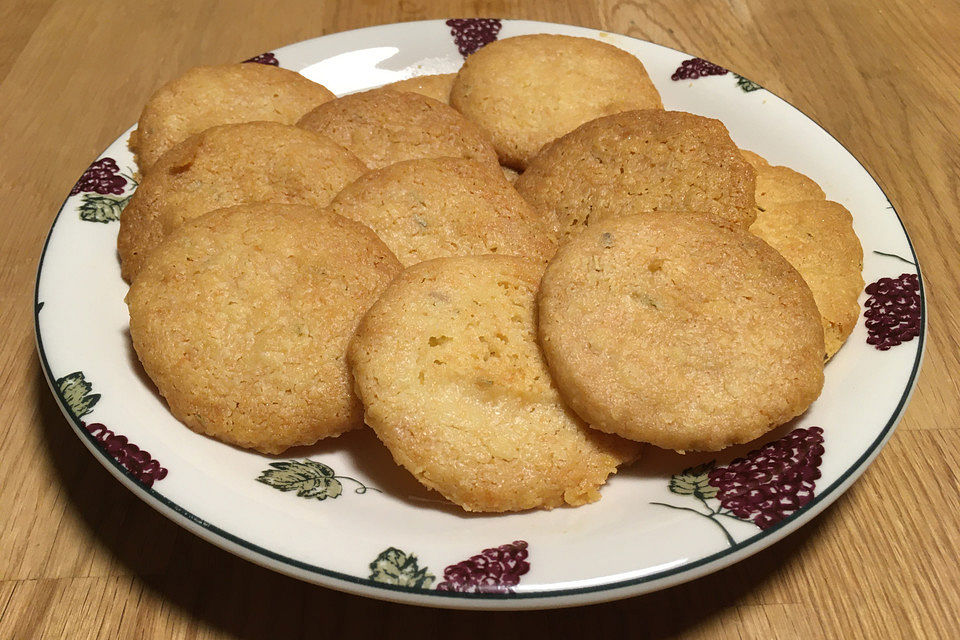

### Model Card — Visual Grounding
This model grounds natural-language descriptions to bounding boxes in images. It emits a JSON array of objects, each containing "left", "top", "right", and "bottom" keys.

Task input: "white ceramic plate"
[{"left": 35, "top": 19, "right": 926, "bottom": 610}]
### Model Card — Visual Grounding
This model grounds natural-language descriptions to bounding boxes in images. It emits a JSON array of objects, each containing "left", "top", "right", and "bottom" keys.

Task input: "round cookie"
[
  {"left": 131, "top": 64, "right": 335, "bottom": 171},
  {"left": 755, "top": 165, "right": 825, "bottom": 211},
  {"left": 118, "top": 121, "right": 367, "bottom": 283},
  {"left": 450, "top": 34, "right": 663, "bottom": 169},
  {"left": 750, "top": 200, "right": 863, "bottom": 360},
  {"left": 329, "top": 157, "right": 556, "bottom": 266},
  {"left": 126, "top": 204, "right": 403, "bottom": 455},
  {"left": 296, "top": 88, "right": 499, "bottom": 170},
  {"left": 515, "top": 110, "right": 757, "bottom": 240},
  {"left": 349, "top": 255, "right": 640, "bottom": 512},
  {"left": 385, "top": 73, "right": 456, "bottom": 104},
  {"left": 538, "top": 212, "right": 824, "bottom": 452}
]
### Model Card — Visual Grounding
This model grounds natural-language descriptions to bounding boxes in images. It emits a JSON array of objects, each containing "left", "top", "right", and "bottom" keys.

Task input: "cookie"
[
  {"left": 348, "top": 255, "right": 640, "bottom": 512},
  {"left": 755, "top": 165, "right": 825, "bottom": 211},
  {"left": 750, "top": 200, "right": 863, "bottom": 359},
  {"left": 130, "top": 64, "right": 335, "bottom": 171},
  {"left": 515, "top": 110, "right": 757, "bottom": 240},
  {"left": 296, "top": 88, "right": 499, "bottom": 170},
  {"left": 118, "top": 121, "right": 367, "bottom": 282},
  {"left": 126, "top": 204, "right": 402, "bottom": 454},
  {"left": 329, "top": 157, "right": 556, "bottom": 266},
  {"left": 385, "top": 73, "right": 456, "bottom": 104},
  {"left": 740, "top": 149, "right": 769, "bottom": 170},
  {"left": 538, "top": 212, "right": 824, "bottom": 451},
  {"left": 450, "top": 34, "right": 663, "bottom": 169}
]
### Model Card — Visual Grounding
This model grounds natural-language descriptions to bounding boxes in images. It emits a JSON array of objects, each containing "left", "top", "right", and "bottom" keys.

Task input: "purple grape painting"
[
  {"left": 70, "top": 156, "right": 138, "bottom": 223},
  {"left": 84, "top": 422, "right": 169, "bottom": 487},
  {"left": 864, "top": 273, "right": 921, "bottom": 350},
  {"left": 436, "top": 540, "right": 530, "bottom": 593},
  {"left": 653, "top": 427, "right": 825, "bottom": 545},
  {"left": 70, "top": 158, "right": 127, "bottom": 196},
  {"left": 243, "top": 52, "right": 279, "bottom": 66},
  {"left": 368, "top": 540, "right": 530, "bottom": 592},
  {"left": 671, "top": 58, "right": 728, "bottom": 81},
  {"left": 446, "top": 18, "right": 502, "bottom": 57}
]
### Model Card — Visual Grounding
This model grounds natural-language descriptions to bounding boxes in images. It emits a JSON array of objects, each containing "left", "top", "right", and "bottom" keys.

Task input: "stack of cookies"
[{"left": 121, "top": 34, "right": 862, "bottom": 512}]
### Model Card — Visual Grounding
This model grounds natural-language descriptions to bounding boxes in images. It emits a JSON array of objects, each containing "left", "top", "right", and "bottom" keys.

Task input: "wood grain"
[{"left": 1, "top": 1, "right": 958, "bottom": 638}]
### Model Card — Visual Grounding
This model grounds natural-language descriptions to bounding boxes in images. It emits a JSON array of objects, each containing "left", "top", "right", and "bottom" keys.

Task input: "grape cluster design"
[
  {"left": 243, "top": 52, "right": 279, "bottom": 66},
  {"left": 671, "top": 58, "right": 729, "bottom": 81},
  {"left": 70, "top": 158, "right": 127, "bottom": 196},
  {"left": 436, "top": 540, "right": 529, "bottom": 593},
  {"left": 864, "top": 273, "right": 921, "bottom": 350},
  {"left": 84, "top": 422, "right": 168, "bottom": 487},
  {"left": 446, "top": 18, "right": 502, "bottom": 57},
  {"left": 708, "top": 427, "right": 824, "bottom": 530}
]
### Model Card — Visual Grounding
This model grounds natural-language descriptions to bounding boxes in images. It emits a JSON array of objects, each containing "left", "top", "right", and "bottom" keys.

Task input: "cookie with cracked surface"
[
  {"left": 450, "top": 34, "right": 663, "bottom": 169},
  {"left": 329, "top": 157, "right": 556, "bottom": 266},
  {"left": 750, "top": 200, "right": 863, "bottom": 360},
  {"left": 130, "top": 64, "right": 335, "bottom": 172},
  {"left": 118, "top": 121, "right": 367, "bottom": 282},
  {"left": 297, "top": 88, "right": 498, "bottom": 170},
  {"left": 126, "top": 204, "right": 402, "bottom": 454},
  {"left": 385, "top": 73, "right": 456, "bottom": 104},
  {"left": 538, "top": 212, "right": 824, "bottom": 452},
  {"left": 348, "top": 255, "right": 640, "bottom": 512},
  {"left": 515, "top": 110, "right": 757, "bottom": 241}
]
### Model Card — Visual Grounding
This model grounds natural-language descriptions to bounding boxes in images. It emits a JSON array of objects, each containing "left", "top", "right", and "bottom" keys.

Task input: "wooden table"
[{"left": 2, "top": 1, "right": 957, "bottom": 637}]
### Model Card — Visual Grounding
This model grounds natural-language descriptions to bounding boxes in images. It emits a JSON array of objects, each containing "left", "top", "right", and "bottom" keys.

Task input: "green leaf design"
[
  {"left": 78, "top": 192, "right": 133, "bottom": 223},
  {"left": 56, "top": 371, "right": 100, "bottom": 419},
  {"left": 735, "top": 74, "right": 763, "bottom": 92},
  {"left": 257, "top": 460, "right": 343, "bottom": 500},
  {"left": 369, "top": 547, "right": 436, "bottom": 588},
  {"left": 668, "top": 461, "right": 717, "bottom": 499}
]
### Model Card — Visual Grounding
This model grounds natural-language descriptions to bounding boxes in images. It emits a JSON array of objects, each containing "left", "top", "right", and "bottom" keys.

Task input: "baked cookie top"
[
  {"left": 538, "top": 212, "right": 824, "bottom": 451},
  {"left": 385, "top": 73, "right": 456, "bottom": 104},
  {"left": 118, "top": 121, "right": 366, "bottom": 282},
  {"left": 297, "top": 88, "right": 499, "bottom": 170},
  {"left": 329, "top": 157, "right": 556, "bottom": 266},
  {"left": 751, "top": 200, "right": 863, "bottom": 359},
  {"left": 126, "top": 204, "right": 402, "bottom": 454},
  {"left": 450, "top": 34, "right": 663, "bottom": 169},
  {"left": 740, "top": 149, "right": 769, "bottom": 170},
  {"left": 348, "top": 255, "right": 640, "bottom": 512},
  {"left": 515, "top": 110, "right": 757, "bottom": 241},
  {"left": 755, "top": 165, "right": 826, "bottom": 211},
  {"left": 130, "top": 64, "right": 335, "bottom": 171}
]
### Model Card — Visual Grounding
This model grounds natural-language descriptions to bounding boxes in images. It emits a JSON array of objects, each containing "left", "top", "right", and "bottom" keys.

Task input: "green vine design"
[
  {"left": 256, "top": 459, "right": 380, "bottom": 501},
  {"left": 651, "top": 461, "right": 742, "bottom": 547}
]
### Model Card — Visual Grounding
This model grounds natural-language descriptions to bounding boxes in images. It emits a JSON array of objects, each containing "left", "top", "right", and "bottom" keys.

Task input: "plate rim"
[{"left": 33, "top": 18, "right": 928, "bottom": 609}]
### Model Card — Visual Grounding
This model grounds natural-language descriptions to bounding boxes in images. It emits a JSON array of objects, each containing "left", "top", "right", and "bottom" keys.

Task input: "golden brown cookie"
[
  {"left": 740, "top": 149, "right": 769, "bottom": 170},
  {"left": 538, "top": 212, "right": 824, "bottom": 452},
  {"left": 450, "top": 34, "right": 663, "bottom": 169},
  {"left": 515, "top": 110, "right": 757, "bottom": 240},
  {"left": 329, "top": 157, "right": 556, "bottom": 266},
  {"left": 755, "top": 165, "right": 825, "bottom": 211},
  {"left": 296, "top": 88, "right": 498, "bottom": 170},
  {"left": 750, "top": 200, "right": 863, "bottom": 359},
  {"left": 130, "top": 64, "right": 335, "bottom": 171},
  {"left": 385, "top": 73, "right": 456, "bottom": 104},
  {"left": 117, "top": 121, "right": 366, "bottom": 283},
  {"left": 126, "top": 204, "right": 402, "bottom": 455},
  {"left": 348, "top": 255, "right": 640, "bottom": 512}
]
